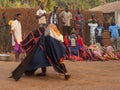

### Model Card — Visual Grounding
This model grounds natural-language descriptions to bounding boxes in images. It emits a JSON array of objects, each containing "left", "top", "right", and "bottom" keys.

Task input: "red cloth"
[
  {"left": 69, "top": 55, "right": 83, "bottom": 61},
  {"left": 64, "top": 38, "right": 69, "bottom": 47},
  {"left": 116, "top": 54, "right": 120, "bottom": 59},
  {"left": 77, "top": 38, "right": 84, "bottom": 47}
]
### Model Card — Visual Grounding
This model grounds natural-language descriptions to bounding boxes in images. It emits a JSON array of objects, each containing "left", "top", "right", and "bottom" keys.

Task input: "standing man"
[
  {"left": 59, "top": 6, "right": 72, "bottom": 36},
  {"left": 88, "top": 19, "right": 98, "bottom": 45},
  {"left": 74, "top": 8, "right": 84, "bottom": 37},
  {"left": 36, "top": 3, "right": 47, "bottom": 76},
  {"left": 48, "top": 6, "right": 59, "bottom": 29},
  {"left": 11, "top": 13, "right": 22, "bottom": 61},
  {"left": 109, "top": 20, "right": 120, "bottom": 53},
  {"left": 36, "top": 3, "right": 47, "bottom": 26},
  {"left": 0, "top": 12, "right": 9, "bottom": 53}
]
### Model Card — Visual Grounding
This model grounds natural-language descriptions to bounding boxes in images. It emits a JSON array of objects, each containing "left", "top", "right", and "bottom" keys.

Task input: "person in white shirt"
[
  {"left": 88, "top": 19, "right": 98, "bottom": 45},
  {"left": 36, "top": 3, "right": 47, "bottom": 76},
  {"left": 11, "top": 13, "right": 22, "bottom": 61},
  {"left": 36, "top": 3, "right": 47, "bottom": 25}
]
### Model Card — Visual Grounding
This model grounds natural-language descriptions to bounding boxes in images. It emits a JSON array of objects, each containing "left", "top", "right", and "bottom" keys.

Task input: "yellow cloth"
[
  {"left": 8, "top": 20, "right": 13, "bottom": 26},
  {"left": 45, "top": 24, "right": 64, "bottom": 42},
  {"left": 49, "top": 24, "right": 60, "bottom": 36},
  {"left": 89, "top": 44, "right": 98, "bottom": 51}
]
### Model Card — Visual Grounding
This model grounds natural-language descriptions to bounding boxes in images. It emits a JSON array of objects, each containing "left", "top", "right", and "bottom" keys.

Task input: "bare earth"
[{"left": 0, "top": 57, "right": 120, "bottom": 90}]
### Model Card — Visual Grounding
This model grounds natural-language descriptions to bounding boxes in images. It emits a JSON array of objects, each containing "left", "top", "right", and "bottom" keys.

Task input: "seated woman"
[
  {"left": 76, "top": 35, "right": 84, "bottom": 47},
  {"left": 64, "top": 34, "right": 69, "bottom": 47},
  {"left": 76, "top": 35, "right": 91, "bottom": 60}
]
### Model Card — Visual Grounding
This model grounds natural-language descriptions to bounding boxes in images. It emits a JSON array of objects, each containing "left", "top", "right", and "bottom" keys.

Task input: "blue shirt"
[{"left": 109, "top": 24, "right": 120, "bottom": 38}]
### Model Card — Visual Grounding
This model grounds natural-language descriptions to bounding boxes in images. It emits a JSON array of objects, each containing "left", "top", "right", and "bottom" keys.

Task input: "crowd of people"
[
  {"left": 63, "top": 13, "right": 120, "bottom": 61},
  {"left": 0, "top": 4, "right": 120, "bottom": 60}
]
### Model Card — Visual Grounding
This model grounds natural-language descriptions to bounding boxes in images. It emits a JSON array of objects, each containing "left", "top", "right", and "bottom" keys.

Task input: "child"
[
  {"left": 68, "top": 29, "right": 77, "bottom": 46},
  {"left": 95, "top": 21, "right": 104, "bottom": 46}
]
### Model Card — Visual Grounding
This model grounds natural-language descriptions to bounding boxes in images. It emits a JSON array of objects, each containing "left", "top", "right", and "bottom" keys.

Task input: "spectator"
[
  {"left": 64, "top": 34, "right": 69, "bottom": 47},
  {"left": 76, "top": 35, "right": 84, "bottom": 47},
  {"left": 68, "top": 29, "right": 77, "bottom": 46},
  {"left": 36, "top": 3, "right": 47, "bottom": 76},
  {"left": 74, "top": 8, "right": 84, "bottom": 37},
  {"left": 11, "top": 13, "right": 22, "bottom": 61},
  {"left": 36, "top": 3, "right": 47, "bottom": 25},
  {"left": 59, "top": 6, "right": 72, "bottom": 36},
  {"left": 109, "top": 20, "right": 120, "bottom": 53},
  {"left": 95, "top": 21, "right": 104, "bottom": 46},
  {"left": 0, "top": 12, "right": 9, "bottom": 53},
  {"left": 48, "top": 6, "right": 59, "bottom": 29},
  {"left": 8, "top": 14, "right": 17, "bottom": 52},
  {"left": 88, "top": 18, "right": 98, "bottom": 45}
]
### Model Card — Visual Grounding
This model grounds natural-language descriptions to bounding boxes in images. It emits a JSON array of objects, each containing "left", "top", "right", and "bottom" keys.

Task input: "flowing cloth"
[
  {"left": 26, "top": 24, "right": 67, "bottom": 73},
  {"left": 11, "top": 24, "right": 67, "bottom": 81},
  {"left": 45, "top": 36, "right": 66, "bottom": 73},
  {"left": 44, "top": 24, "right": 66, "bottom": 73},
  {"left": 11, "top": 24, "right": 50, "bottom": 81}
]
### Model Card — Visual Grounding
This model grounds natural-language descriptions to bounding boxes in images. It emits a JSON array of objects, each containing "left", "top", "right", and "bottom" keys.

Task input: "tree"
[
  {"left": 54, "top": 0, "right": 100, "bottom": 9},
  {"left": 0, "top": 0, "right": 119, "bottom": 9},
  {"left": 54, "top": 0, "right": 119, "bottom": 9},
  {"left": 0, "top": 0, "right": 10, "bottom": 7}
]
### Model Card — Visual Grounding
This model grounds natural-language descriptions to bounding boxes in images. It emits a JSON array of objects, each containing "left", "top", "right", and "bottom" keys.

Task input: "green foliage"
[
  {"left": 13, "top": 1, "right": 30, "bottom": 8},
  {"left": 0, "top": 0, "right": 119, "bottom": 9},
  {"left": 54, "top": 0, "right": 98, "bottom": 9},
  {"left": 88, "top": 0, "right": 101, "bottom": 8},
  {"left": 0, "top": 0, "right": 10, "bottom": 7},
  {"left": 35, "top": 0, "right": 56, "bottom": 12},
  {"left": 0, "top": 0, "right": 33, "bottom": 8},
  {"left": 54, "top": 0, "right": 120, "bottom": 9},
  {"left": 44, "top": 0, "right": 56, "bottom": 12}
]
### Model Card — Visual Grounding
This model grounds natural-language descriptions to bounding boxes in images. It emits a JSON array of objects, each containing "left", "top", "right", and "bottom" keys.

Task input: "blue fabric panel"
[{"left": 26, "top": 46, "right": 51, "bottom": 71}]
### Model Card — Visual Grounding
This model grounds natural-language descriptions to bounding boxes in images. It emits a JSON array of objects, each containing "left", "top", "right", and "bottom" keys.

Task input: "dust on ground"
[{"left": 0, "top": 57, "right": 120, "bottom": 90}]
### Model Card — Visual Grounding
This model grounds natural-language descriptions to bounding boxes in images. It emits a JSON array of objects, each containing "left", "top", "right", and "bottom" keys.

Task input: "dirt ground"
[{"left": 0, "top": 55, "right": 120, "bottom": 90}]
